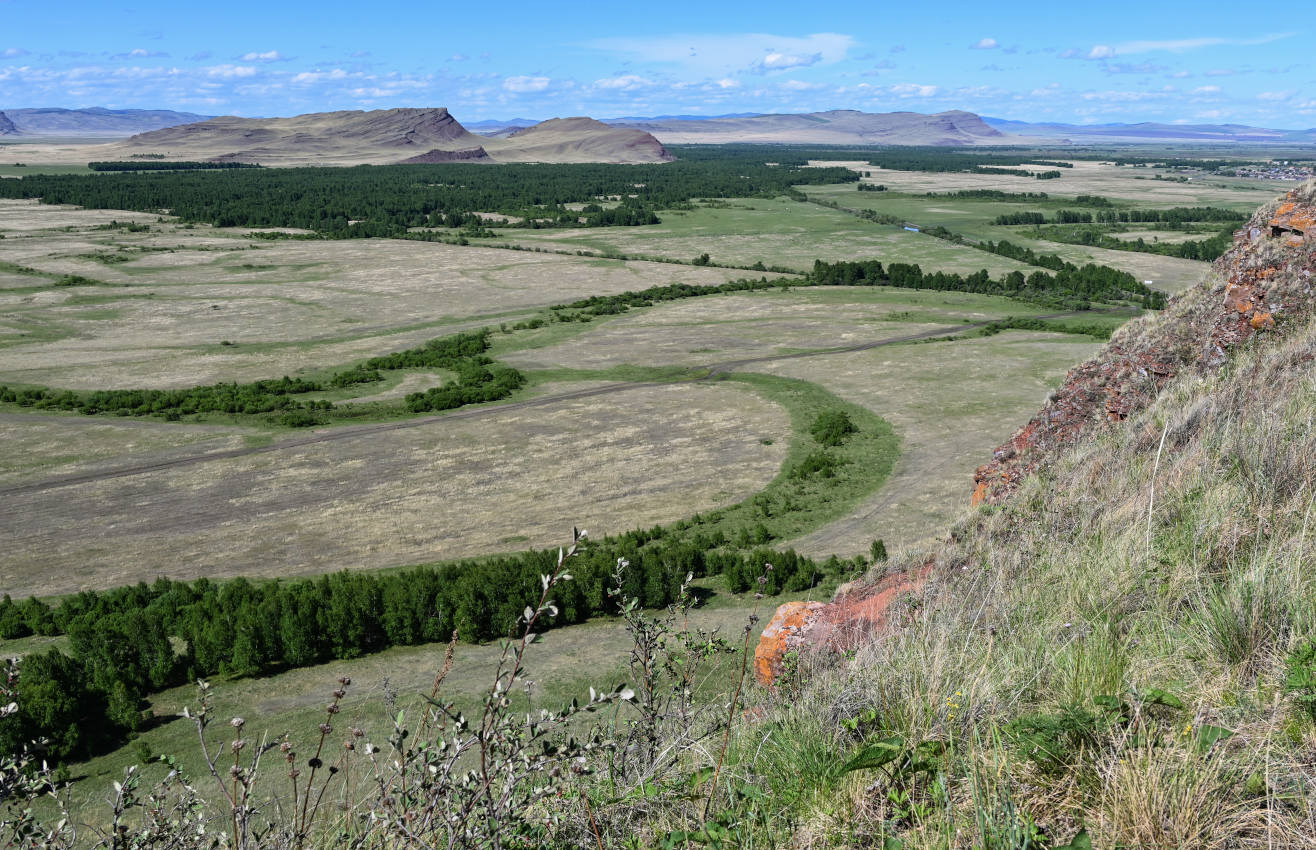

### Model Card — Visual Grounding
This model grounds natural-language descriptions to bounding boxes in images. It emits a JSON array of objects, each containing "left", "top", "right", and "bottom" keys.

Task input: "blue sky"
[{"left": 2, "top": 0, "right": 1312, "bottom": 126}]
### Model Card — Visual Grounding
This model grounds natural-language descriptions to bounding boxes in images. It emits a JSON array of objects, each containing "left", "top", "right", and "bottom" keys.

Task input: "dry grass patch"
[
  {"left": 0, "top": 411, "right": 252, "bottom": 486},
  {"left": 0, "top": 381, "right": 789, "bottom": 597}
]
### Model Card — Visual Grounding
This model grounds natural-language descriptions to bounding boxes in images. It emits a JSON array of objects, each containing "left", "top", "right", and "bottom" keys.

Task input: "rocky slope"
[
  {"left": 0, "top": 111, "right": 17, "bottom": 136},
  {"left": 90, "top": 108, "right": 672, "bottom": 166},
  {"left": 757, "top": 179, "right": 1316, "bottom": 686},
  {"left": 616, "top": 109, "right": 1013, "bottom": 146}
]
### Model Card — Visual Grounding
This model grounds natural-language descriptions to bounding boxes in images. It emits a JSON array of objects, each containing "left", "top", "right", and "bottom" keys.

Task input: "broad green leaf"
[
  {"left": 842, "top": 735, "right": 904, "bottom": 773},
  {"left": 1195, "top": 724, "right": 1234, "bottom": 752},
  {"left": 1143, "top": 688, "right": 1185, "bottom": 709},
  {"left": 1054, "top": 828, "right": 1092, "bottom": 850}
]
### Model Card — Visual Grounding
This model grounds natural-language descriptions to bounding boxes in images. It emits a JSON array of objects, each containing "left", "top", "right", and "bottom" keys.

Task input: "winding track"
[{"left": 0, "top": 311, "right": 1094, "bottom": 500}]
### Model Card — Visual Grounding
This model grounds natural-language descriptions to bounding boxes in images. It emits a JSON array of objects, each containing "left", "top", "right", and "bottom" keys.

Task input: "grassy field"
[
  {"left": 796, "top": 157, "right": 1294, "bottom": 295},
  {"left": 0, "top": 200, "right": 787, "bottom": 387},
  {"left": 0, "top": 381, "right": 790, "bottom": 598},
  {"left": 470, "top": 195, "right": 1035, "bottom": 275}
]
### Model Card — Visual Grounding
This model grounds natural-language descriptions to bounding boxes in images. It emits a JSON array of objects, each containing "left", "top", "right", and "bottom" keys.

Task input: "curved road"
[{"left": 0, "top": 311, "right": 1095, "bottom": 499}]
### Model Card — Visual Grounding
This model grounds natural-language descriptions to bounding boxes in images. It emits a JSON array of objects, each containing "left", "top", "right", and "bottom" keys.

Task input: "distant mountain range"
[
  {"left": 981, "top": 117, "right": 1316, "bottom": 144},
  {"left": 610, "top": 109, "right": 1010, "bottom": 146},
  {"left": 7, "top": 106, "right": 1316, "bottom": 154},
  {"left": 0, "top": 107, "right": 215, "bottom": 136},
  {"left": 56, "top": 108, "right": 673, "bottom": 165}
]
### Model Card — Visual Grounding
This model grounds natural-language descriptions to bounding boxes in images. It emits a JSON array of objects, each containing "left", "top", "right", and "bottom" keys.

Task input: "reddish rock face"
[{"left": 971, "top": 184, "right": 1316, "bottom": 506}]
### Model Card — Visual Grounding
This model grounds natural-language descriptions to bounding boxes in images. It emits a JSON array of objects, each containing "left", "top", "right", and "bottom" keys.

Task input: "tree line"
[
  {"left": 0, "top": 330, "right": 524, "bottom": 426},
  {"left": 88, "top": 161, "right": 263, "bottom": 172},
  {"left": 809, "top": 255, "right": 1165, "bottom": 309},
  {"left": 0, "top": 155, "right": 857, "bottom": 238},
  {"left": 994, "top": 206, "right": 1246, "bottom": 226},
  {"left": 1037, "top": 224, "right": 1235, "bottom": 261}
]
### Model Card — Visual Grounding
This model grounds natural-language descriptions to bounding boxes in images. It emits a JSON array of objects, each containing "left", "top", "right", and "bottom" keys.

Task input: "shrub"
[{"left": 809, "top": 409, "right": 857, "bottom": 447}]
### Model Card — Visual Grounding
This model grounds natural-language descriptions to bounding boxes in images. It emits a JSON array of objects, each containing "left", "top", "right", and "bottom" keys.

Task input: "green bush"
[{"left": 810, "top": 409, "right": 857, "bottom": 447}]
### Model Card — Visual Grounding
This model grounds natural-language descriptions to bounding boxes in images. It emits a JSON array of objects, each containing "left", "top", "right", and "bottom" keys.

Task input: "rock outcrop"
[
  {"left": 397, "top": 146, "right": 493, "bottom": 164},
  {"left": 0, "top": 111, "right": 17, "bottom": 136},
  {"left": 755, "top": 180, "right": 1316, "bottom": 688},
  {"left": 755, "top": 567, "right": 931, "bottom": 686},
  {"left": 973, "top": 181, "right": 1316, "bottom": 506}
]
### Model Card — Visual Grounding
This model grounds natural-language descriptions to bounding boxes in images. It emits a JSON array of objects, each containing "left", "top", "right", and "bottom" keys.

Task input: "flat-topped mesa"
[
  {"left": 755, "top": 180, "right": 1316, "bottom": 689},
  {"left": 972, "top": 179, "right": 1316, "bottom": 507},
  {"left": 99, "top": 107, "right": 672, "bottom": 166}
]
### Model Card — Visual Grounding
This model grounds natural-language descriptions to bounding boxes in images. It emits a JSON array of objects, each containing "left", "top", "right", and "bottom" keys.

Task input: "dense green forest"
[
  {"left": 0, "top": 156, "right": 857, "bottom": 237},
  {"left": 0, "top": 510, "right": 863, "bottom": 761}
]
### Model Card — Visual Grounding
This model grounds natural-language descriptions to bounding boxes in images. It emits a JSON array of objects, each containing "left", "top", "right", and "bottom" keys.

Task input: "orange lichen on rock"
[
  {"left": 754, "top": 601, "right": 826, "bottom": 687},
  {"left": 754, "top": 565, "right": 932, "bottom": 688}
]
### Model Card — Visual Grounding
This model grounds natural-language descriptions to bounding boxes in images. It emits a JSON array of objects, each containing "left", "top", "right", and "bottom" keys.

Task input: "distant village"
[{"left": 1231, "top": 162, "right": 1315, "bottom": 181}]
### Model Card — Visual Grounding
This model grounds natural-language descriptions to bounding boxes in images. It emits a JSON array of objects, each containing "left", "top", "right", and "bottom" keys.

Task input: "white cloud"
[
  {"left": 889, "top": 82, "right": 939, "bottom": 98},
  {"left": 782, "top": 79, "right": 825, "bottom": 91},
  {"left": 2, "top": 47, "right": 30, "bottom": 58},
  {"left": 292, "top": 69, "right": 350, "bottom": 84},
  {"left": 1192, "top": 85, "right": 1221, "bottom": 94},
  {"left": 714, "top": 77, "right": 741, "bottom": 89},
  {"left": 112, "top": 48, "right": 168, "bottom": 59},
  {"left": 593, "top": 74, "right": 654, "bottom": 91},
  {"left": 753, "top": 51, "right": 822, "bottom": 72},
  {"left": 972, "top": 38, "right": 998, "bottom": 50},
  {"left": 240, "top": 51, "right": 287, "bottom": 62},
  {"left": 1087, "top": 45, "right": 1116, "bottom": 59},
  {"left": 587, "top": 32, "right": 853, "bottom": 76},
  {"left": 503, "top": 75, "right": 550, "bottom": 92},
  {"left": 1257, "top": 90, "right": 1292, "bottom": 101},
  {"left": 206, "top": 64, "right": 257, "bottom": 78}
]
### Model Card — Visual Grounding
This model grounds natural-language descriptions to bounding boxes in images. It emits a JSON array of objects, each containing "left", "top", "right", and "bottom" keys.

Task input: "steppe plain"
[{"left": 0, "top": 147, "right": 1290, "bottom": 804}]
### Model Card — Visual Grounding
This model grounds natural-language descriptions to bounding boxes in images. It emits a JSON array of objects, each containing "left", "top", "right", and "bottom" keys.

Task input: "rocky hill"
[
  {"left": 90, "top": 108, "right": 673, "bottom": 166},
  {"left": 756, "top": 181, "right": 1316, "bottom": 845},
  {"left": 615, "top": 109, "right": 1014, "bottom": 146},
  {"left": 0, "top": 111, "right": 16, "bottom": 136}
]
